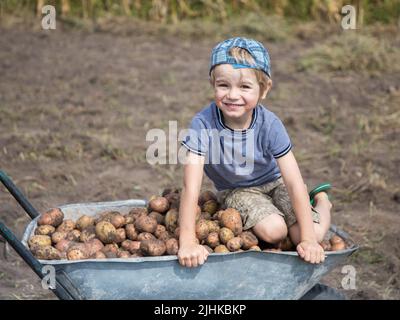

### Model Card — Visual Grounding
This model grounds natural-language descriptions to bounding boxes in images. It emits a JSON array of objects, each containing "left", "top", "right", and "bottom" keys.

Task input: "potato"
[
  {"left": 122, "top": 240, "right": 141, "bottom": 254},
  {"left": 51, "top": 231, "right": 67, "bottom": 244},
  {"left": 114, "top": 228, "right": 126, "bottom": 243},
  {"left": 130, "top": 251, "right": 143, "bottom": 258},
  {"left": 125, "top": 223, "right": 138, "bottom": 240},
  {"left": 240, "top": 231, "right": 258, "bottom": 250},
  {"left": 202, "top": 245, "right": 213, "bottom": 254},
  {"left": 149, "top": 211, "right": 165, "bottom": 225},
  {"left": 164, "top": 193, "right": 180, "bottom": 209},
  {"left": 124, "top": 214, "right": 136, "bottom": 225},
  {"left": 91, "top": 251, "right": 106, "bottom": 259},
  {"left": 202, "top": 200, "right": 219, "bottom": 215},
  {"left": 165, "top": 238, "right": 179, "bottom": 255},
  {"left": 96, "top": 211, "right": 120, "bottom": 224},
  {"left": 219, "top": 227, "right": 234, "bottom": 244},
  {"left": 320, "top": 240, "right": 331, "bottom": 251},
  {"left": 38, "top": 208, "right": 64, "bottom": 227},
  {"left": 135, "top": 215, "right": 158, "bottom": 233},
  {"left": 157, "top": 231, "right": 172, "bottom": 242},
  {"left": 154, "top": 224, "right": 167, "bottom": 238},
  {"left": 220, "top": 208, "right": 243, "bottom": 236},
  {"left": 56, "top": 220, "right": 76, "bottom": 233},
  {"left": 165, "top": 208, "right": 179, "bottom": 233},
  {"left": 206, "top": 232, "right": 220, "bottom": 248},
  {"left": 330, "top": 235, "right": 346, "bottom": 251},
  {"left": 75, "top": 215, "right": 95, "bottom": 231},
  {"left": 33, "top": 246, "right": 61, "bottom": 260},
  {"left": 67, "top": 244, "right": 88, "bottom": 260},
  {"left": 84, "top": 239, "right": 104, "bottom": 256},
  {"left": 195, "top": 219, "right": 209, "bottom": 241},
  {"left": 117, "top": 250, "right": 131, "bottom": 258},
  {"left": 200, "top": 212, "right": 212, "bottom": 220},
  {"left": 249, "top": 245, "right": 261, "bottom": 251},
  {"left": 227, "top": 237, "right": 243, "bottom": 252},
  {"left": 128, "top": 207, "right": 148, "bottom": 216},
  {"left": 140, "top": 239, "right": 166, "bottom": 256},
  {"left": 101, "top": 243, "right": 119, "bottom": 255},
  {"left": 279, "top": 237, "right": 294, "bottom": 251},
  {"left": 55, "top": 239, "right": 75, "bottom": 252},
  {"left": 79, "top": 226, "right": 96, "bottom": 242},
  {"left": 215, "top": 210, "right": 225, "bottom": 221},
  {"left": 137, "top": 232, "right": 156, "bottom": 241},
  {"left": 149, "top": 197, "right": 170, "bottom": 213},
  {"left": 214, "top": 245, "right": 229, "bottom": 253},
  {"left": 206, "top": 220, "right": 220, "bottom": 233},
  {"left": 66, "top": 229, "right": 81, "bottom": 242},
  {"left": 104, "top": 251, "right": 118, "bottom": 259},
  {"left": 110, "top": 214, "right": 126, "bottom": 229},
  {"left": 34, "top": 225, "right": 55, "bottom": 236},
  {"left": 198, "top": 190, "right": 217, "bottom": 206},
  {"left": 95, "top": 221, "right": 117, "bottom": 244}
]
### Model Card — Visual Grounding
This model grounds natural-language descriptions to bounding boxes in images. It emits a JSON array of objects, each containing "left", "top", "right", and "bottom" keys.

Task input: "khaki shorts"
[{"left": 217, "top": 177, "right": 320, "bottom": 230}]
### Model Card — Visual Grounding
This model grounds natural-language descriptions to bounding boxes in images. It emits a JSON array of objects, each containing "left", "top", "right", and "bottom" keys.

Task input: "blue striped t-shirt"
[{"left": 181, "top": 102, "right": 292, "bottom": 191}]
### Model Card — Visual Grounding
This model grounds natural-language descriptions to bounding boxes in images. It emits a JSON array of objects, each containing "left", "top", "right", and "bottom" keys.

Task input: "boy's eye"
[
  {"left": 241, "top": 85, "right": 251, "bottom": 89},
  {"left": 217, "top": 83, "right": 228, "bottom": 87}
]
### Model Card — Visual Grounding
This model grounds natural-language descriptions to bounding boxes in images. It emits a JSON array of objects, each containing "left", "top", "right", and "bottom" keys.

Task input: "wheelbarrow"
[{"left": 0, "top": 170, "right": 358, "bottom": 300}]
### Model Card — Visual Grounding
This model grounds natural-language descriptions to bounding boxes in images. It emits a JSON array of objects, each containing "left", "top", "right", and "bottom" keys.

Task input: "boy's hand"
[
  {"left": 297, "top": 240, "right": 325, "bottom": 264},
  {"left": 178, "top": 242, "right": 209, "bottom": 268}
]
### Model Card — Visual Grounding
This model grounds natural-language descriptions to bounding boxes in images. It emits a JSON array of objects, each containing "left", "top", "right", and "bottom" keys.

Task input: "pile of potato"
[{"left": 28, "top": 188, "right": 347, "bottom": 260}]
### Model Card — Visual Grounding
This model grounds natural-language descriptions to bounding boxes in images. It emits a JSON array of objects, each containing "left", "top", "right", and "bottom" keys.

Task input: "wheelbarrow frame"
[{"left": 0, "top": 170, "right": 358, "bottom": 300}]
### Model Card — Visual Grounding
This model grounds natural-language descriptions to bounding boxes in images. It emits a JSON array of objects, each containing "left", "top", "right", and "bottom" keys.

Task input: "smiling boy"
[{"left": 178, "top": 37, "right": 332, "bottom": 267}]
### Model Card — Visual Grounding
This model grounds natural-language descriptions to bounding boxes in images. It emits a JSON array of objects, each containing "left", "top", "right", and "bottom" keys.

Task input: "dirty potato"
[
  {"left": 219, "top": 227, "right": 235, "bottom": 244},
  {"left": 38, "top": 208, "right": 64, "bottom": 227},
  {"left": 206, "top": 232, "right": 220, "bottom": 248},
  {"left": 227, "top": 237, "right": 243, "bottom": 252},
  {"left": 135, "top": 215, "right": 158, "bottom": 233},
  {"left": 154, "top": 224, "right": 167, "bottom": 238},
  {"left": 149, "top": 197, "right": 170, "bottom": 213},
  {"left": 28, "top": 235, "right": 52, "bottom": 249},
  {"left": 95, "top": 221, "right": 117, "bottom": 244},
  {"left": 79, "top": 226, "right": 96, "bottom": 242},
  {"left": 66, "top": 229, "right": 81, "bottom": 242},
  {"left": 195, "top": 219, "right": 209, "bottom": 241},
  {"left": 51, "top": 231, "right": 68, "bottom": 244},
  {"left": 198, "top": 190, "right": 217, "bottom": 206},
  {"left": 67, "top": 243, "right": 89, "bottom": 260},
  {"left": 149, "top": 211, "right": 165, "bottom": 225},
  {"left": 32, "top": 246, "right": 61, "bottom": 260},
  {"left": 165, "top": 238, "right": 179, "bottom": 255},
  {"left": 56, "top": 219, "right": 76, "bottom": 233},
  {"left": 125, "top": 223, "right": 138, "bottom": 241},
  {"left": 202, "top": 200, "right": 219, "bottom": 215},
  {"left": 121, "top": 240, "right": 141, "bottom": 254},
  {"left": 330, "top": 235, "right": 346, "bottom": 251},
  {"left": 34, "top": 225, "right": 55, "bottom": 236},
  {"left": 84, "top": 238, "right": 104, "bottom": 256},
  {"left": 110, "top": 214, "right": 126, "bottom": 229},
  {"left": 220, "top": 208, "right": 243, "bottom": 236},
  {"left": 75, "top": 215, "right": 95, "bottom": 231},
  {"left": 214, "top": 245, "right": 229, "bottom": 253},
  {"left": 137, "top": 232, "right": 156, "bottom": 241},
  {"left": 165, "top": 208, "right": 179, "bottom": 233},
  {"left": 240, "top": 231, "right": 258, "bottom": 250},
  {"left": 140, "top": 239, "right": 167, "bottom": 256},
  {"left": 114, "top": 228, "right": 126, "bottom": 243}
]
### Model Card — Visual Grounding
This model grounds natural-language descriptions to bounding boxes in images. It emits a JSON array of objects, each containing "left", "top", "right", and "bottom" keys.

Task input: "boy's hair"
[{"left": 210, "top": 47, "right": 271, "bottom": 99}]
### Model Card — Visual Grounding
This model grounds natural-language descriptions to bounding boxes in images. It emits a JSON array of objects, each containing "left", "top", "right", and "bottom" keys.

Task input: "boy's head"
[{"left": 209, "top": 37, "right": 272, "bottom": 102}]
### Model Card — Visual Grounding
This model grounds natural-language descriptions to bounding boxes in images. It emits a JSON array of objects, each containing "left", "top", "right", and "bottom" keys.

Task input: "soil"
[{"left": 0, "top": 18, "right": 399, "bottom": 300}]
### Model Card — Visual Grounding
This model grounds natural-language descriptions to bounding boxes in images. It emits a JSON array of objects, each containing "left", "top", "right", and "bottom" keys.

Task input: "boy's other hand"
[
  {"left": 178, "top": 242, "right": 209, "bottom": 268},
  {"left": 297, "top": 240, "right": 325, "bottom": 264}
]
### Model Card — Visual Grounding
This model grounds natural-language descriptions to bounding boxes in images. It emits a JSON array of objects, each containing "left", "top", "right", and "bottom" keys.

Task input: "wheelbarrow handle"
[
  {"left": 0, "top": 170, "right": 40, "bottom": 219},
  {"left": 0, "top": 220, "right": 74, "bottom": 300}
]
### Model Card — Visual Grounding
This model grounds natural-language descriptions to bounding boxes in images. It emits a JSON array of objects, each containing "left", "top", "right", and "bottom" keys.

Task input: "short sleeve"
[
  {"left": 181, "top": 116, "right": 209, "bottom": 156},
  {"left": 267, "top": 118, "right": 292, "bottom": 158}
]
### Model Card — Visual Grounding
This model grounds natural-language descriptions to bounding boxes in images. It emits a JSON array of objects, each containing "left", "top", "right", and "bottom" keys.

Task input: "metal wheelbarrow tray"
[{"left": 0, "top": 170, "right": 358, "bottom": 300}]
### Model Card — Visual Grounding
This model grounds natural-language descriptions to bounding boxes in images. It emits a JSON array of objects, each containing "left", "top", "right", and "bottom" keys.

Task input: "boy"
[{"left": 178, "top": 37, "right": 332, "bottom": 267}]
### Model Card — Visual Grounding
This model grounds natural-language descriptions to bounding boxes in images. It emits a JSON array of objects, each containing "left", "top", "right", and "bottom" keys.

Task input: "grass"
[{"left": 297, "top": 32, "right": 400, "bottom": 74}]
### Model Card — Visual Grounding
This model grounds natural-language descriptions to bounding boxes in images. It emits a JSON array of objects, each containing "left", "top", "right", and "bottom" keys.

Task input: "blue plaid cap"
[{"left": 209, "top": 37, "right": 271, "bottom": 78}]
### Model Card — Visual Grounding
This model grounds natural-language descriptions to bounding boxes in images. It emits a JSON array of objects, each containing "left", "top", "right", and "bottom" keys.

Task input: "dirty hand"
[
  {"left": 297, "top": 240, "right": 325, "bottom": 264},
  {"left": 178, "top": 242, "right": 209, "bottom": 268}
]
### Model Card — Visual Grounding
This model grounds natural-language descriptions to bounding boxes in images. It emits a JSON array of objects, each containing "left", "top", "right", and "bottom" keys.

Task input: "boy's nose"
[{"left": 227, "top": 87, "right": 240, "bottom": 100}]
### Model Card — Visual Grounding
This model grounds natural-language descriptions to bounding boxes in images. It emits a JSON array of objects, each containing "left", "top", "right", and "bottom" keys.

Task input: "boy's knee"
[{"left": 252, "top": 215, "right": 287, "bottom": 244}]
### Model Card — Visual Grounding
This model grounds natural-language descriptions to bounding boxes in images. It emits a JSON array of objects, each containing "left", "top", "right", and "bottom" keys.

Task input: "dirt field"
[{"left": 0, "top": 16, "right": 399, "bottom": 300}]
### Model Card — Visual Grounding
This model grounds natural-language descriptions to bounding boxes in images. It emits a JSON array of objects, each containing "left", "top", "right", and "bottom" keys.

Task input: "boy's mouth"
[{"left": 223, "top": 102, "right": 244, "bottom": 109}]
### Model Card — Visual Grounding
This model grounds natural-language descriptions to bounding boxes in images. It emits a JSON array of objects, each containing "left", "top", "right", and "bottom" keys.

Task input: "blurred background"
[{"left": 0, "top": 0, "right": 399, "bottom": 299}]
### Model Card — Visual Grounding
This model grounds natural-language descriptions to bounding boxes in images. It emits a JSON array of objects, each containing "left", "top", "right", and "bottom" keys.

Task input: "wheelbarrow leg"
[{"left": 0, "top": 221, "right": 75, "bottom": 300}]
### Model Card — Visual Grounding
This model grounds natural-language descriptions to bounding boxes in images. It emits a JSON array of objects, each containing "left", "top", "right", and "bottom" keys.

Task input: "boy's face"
[{"left": 213, "top": 64, "right": 266, "bottom": 121}]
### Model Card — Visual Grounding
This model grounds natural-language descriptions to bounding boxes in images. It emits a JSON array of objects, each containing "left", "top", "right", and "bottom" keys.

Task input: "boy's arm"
[
  {"left": 276, "top": 150, "right": 324, "bottom": 263},
  {"left": 178, "top": 151, "right": 209, "bottom": 267}
]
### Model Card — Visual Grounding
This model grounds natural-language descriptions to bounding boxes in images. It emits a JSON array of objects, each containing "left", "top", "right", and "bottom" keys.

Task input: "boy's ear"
[{"left": 260, "top": 79, "right": 273, "bottom": 99}]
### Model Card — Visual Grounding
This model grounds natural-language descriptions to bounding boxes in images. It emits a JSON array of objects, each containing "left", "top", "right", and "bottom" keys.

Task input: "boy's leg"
[
  {"left": 222, "top": 185, "right": 288, "bottom": 244},
  {"left": 288, "top": 192, "right": 332, "bottom": 245}
]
